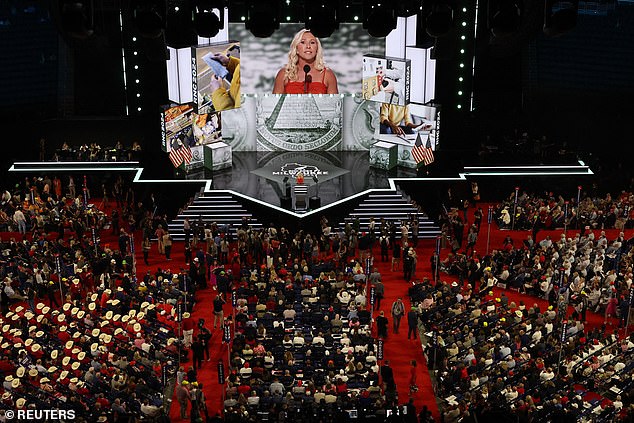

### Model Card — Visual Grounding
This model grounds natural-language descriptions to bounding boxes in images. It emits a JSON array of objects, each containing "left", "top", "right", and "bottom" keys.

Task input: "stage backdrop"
[{"left": 217, "top": 23, "right": 384, "bottom": 152}]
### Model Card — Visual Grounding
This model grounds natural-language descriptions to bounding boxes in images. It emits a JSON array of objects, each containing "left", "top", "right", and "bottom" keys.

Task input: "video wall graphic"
[
  {"left": 162, "top": 22, "right": 439, "bottom": 160},
  {"left": 192, "top": 41, "right": 241, "bottom": 114},
  {"left": 362, "top": 54, "right": 411, "bottom": 106},
  {"left": 160, "top": 104, "right": 222, "bottom": 152}
]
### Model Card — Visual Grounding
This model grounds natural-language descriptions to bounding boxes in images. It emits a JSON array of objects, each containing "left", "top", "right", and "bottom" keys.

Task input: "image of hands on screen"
[
  {"left": 272, "top": 29, "right": 339, "bottom": 95},
  {"left": 197, "top": 43, "right": 241, "bottom": 113}
]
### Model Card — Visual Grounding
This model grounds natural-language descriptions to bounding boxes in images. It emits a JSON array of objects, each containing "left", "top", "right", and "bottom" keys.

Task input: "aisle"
[
  {"left": 370, "top": 240, "right": 440, "bottom": 419},
  {"left": 131, "top": 240, "right": 229, "bottom": 420}
]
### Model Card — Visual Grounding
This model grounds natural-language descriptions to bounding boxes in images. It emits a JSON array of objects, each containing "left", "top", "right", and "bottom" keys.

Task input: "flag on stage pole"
[
  {"left": 169, "top": 141, "right": 193, "bottom": 168},
  {"left": 412, "top": 133, "right": 434, "bottom": 166}
]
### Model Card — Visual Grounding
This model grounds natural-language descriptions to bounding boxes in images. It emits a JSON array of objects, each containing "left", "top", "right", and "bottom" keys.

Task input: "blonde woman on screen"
[{"left": 273, "top": 29, "right": 338, "bottom": 94}]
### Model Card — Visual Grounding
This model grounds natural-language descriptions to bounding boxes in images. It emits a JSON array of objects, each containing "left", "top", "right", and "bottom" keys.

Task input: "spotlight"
[
  {"left": 193, "top": 0, "right": 225, "bottom": 38},
  {"left": 363, "top": 1, "right": 397, "bottom": 38},
  {"left": 165, "top": 1, "right": 196, "bottom": 48},
  {"left": 396, "top": 0, "right": 422, "bottom": 17},
  {"left": 58, "top": 1, "right": 94, "bottom": 39},
  {"left": 426, "top": 2, "right": 454, "bottom": 38},
  {"left": 488, "top": 0, "right": 521, "bottom": 37},
  {"left": 131, "top": 0, "right": 165, "bottom": 39},
  {"left": 305, "top": 0, "right": 339, "bottom": 38},
  {"left": 245, "top": 0, "right": 280, "bottom": 38},
  {"left": 544, "top": 0, "right": 579, "bottom": 36}
]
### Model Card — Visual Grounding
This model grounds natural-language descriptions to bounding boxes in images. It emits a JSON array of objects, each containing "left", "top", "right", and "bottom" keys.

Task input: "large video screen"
[{"left": 230, "top": 23, "right": 384, "bottom": 95}]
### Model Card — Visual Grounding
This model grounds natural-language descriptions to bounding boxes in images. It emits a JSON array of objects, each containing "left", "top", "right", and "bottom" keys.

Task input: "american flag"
[
  {"left": 411, "top": 133, "right": 434, "bottom": 166},
  {"left": 169, "top": 141, "right": 193, "bottom": 168}
]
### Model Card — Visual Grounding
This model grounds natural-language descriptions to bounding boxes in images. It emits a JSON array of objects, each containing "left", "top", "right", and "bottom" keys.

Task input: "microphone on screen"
[{"left": 303, "top": 65, "right": 311, "bottom": 94}]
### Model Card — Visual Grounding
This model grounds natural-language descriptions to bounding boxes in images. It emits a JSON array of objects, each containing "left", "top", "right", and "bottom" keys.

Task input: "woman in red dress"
[{"left": 273, "top": 29, "right": 338, "bottom": 94}]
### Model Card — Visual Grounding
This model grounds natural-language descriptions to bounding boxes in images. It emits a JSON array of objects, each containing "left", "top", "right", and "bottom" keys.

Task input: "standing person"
[
  {"left": 213, "top": 293, "right": 226, "bottom": 329},
  {"left": 376, "top": 311, "right": 389, "bottom": 338},
  {"left": 403, "top": 248, "right": 414, "bottom": 282},
  {"left": 68, "top": 176, "right": 76, "bottom": 199},
  {"left": 407, "top": 306, "right": 419, "bottom": 340},
  {"left": 182, "top": 312, "right": 195, "bottom": 348},
  {"left": 163, "top": 230, "right": 173, "bottom": 261},
  {"left": 272, "top": 29, "right": 339, "bottom": 94},
  {"left": 111, "top": 209, "right": 120, "bottom": 235},
  {"left": 466, "top": 225, "right": 478, "bottom": 256},
  {"left": 190, "top": 337, "right": 204, "bottom": 371},
  {"left": 392, "top": 241, "right": 401, "bottom": 271},
  {"left": 409, "top": 360, "right": 418, "bottom": 394},
  {"left": 373, "top": 279, "right": 385, "bottom": 311},
  {"left": 142, "top": 237, "right": 151, "bottom": 266},
  {"left": 183, "top": 218, "right": 191, "bottom": 244},
  {"left": 471, "top": 182, "right": 480, "bottom": 206},
  {"left": 175, "top": 381, "right": 190, "bottom": 420},
  {"left": 155, "top": 225, "right": 165, "bottom": 255},
  {"left": 411, "top": 219, "right": 419, "bottom": 248},
  {"left": 379, "top": 233, "right": 390, "bottom": 262},
  {"left": 13, "top": 209, "right": 26, "bottom": 235},
  {"left": 184, "top": 241, "right": 192, "bottom": 265},
  {"left": 380, "top": 360, "right": 395, "bottom": 391},
  {"left": 391, "top": 298, "right": 405, "bottom": 334},
  {"left": 473, "top": 207, "right": 483, "bottom": 232},
  {"left": 198, "top": 322, "right": 212, "bottom": 361},
  {"left": 606, "top": 293, "right": 618, "bottom": 325}
]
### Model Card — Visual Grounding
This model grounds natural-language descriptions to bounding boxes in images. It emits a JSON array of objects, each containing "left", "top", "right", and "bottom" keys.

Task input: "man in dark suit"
[{"left": 381, "top": 360, "right": 395, "bottom": 391}]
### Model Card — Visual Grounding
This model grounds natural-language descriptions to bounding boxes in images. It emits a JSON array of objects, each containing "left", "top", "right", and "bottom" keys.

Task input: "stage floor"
[
  {"left": 9, "top": 151, "right": 594, "bottom": 214},
  {"left": 174, "top": 150, "right": 419, "bottom": 210}
]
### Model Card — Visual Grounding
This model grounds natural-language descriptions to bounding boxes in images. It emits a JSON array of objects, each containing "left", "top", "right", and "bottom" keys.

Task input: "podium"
[{"left": 294, "top": 185, "right": 308, "bottom": 210}]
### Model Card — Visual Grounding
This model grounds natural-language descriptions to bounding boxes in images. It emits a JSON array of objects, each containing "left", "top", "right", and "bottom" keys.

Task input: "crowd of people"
[
  {"left": 166, "top": 213, "right": 431, "bottom": 422},
  {"left": 493, "top": 189, "right": 634, "bottom": 232},
  {"left": 0, "top": 176, "right": 199, "bottom": 421},
  {"left": 53, "top": 141, "right": 142, "bottom": 162},
  {"left": 411, "top": 277, "right": 634, "bottom": 422},
  {"left": 419, "top": 188, "right": 634, "bottom": 421}
]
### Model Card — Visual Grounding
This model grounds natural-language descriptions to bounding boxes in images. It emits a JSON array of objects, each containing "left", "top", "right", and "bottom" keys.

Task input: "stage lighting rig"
[
  {"left": 488, "top": 0, "right": 521, "bottom": 37},
  {"left": 165, "top": 0, "right": 197, "bottom": 47},
  {"left": 58, "top": 0, "right": 94, "bottom": 39},
  {"left": 245, "top": 0, "right": 281, "bottom": 38},
  {"left": 544, "top": 0, "right": 579, "bottom": 36},
  {"left": 305, "top": 0, "right": 339, "bottom": 38},
  {"left": 396, "top": 0, "right": 422, "bottom": 17},
  {"left": 425, "top": 2, "right": 454, "bottom": 38},
  {"left": 131, "top": 0, "right": 166, "bottom": 39},
  {"left": 362, "top": 1, "right": 397, "bottom": 38},
  {"left": 193, "top": 0, "right": 225, "bottom": 37}
]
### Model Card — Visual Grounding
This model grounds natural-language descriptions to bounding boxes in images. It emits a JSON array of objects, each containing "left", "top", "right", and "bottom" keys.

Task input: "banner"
[
  {"left": 217, "top": 361, "right": 225, "bottom": 385},
  {"left": 223, "top": 323, "right": 231, "bottom": 343}
]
